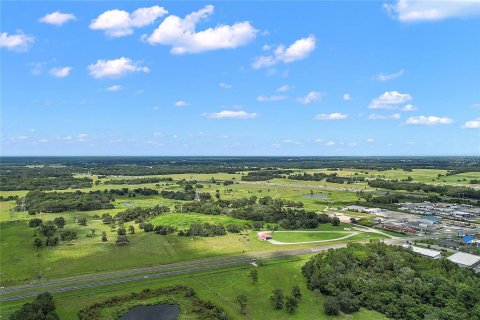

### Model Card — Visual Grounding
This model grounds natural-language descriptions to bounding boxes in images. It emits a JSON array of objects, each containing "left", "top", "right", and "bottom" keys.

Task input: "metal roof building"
[
  {"left": 403, "top": 245, "right": 442, "bottom": 259},
  {"left": 447, "top": 252, "right": 480, "bottom": 268}
]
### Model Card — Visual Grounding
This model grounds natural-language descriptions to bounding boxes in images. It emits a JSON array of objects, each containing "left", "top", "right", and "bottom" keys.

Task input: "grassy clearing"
[
  {"left": 0, "top": 257, "right": 387, "bottom": 320},
  {"left": 272, "top": 231, "right": 354, "bottom": 242},
  {"left": 151, "top": 212, "right": 251, "bottom": 229}
]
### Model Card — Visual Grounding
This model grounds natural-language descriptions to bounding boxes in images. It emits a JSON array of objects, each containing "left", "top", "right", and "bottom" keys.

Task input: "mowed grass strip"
[{"left": 272, "top": 231, "right": 354, "bottom": 243}]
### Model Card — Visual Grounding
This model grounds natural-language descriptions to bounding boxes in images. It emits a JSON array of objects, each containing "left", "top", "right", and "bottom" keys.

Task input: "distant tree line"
[
  {"left": 0, "top": 195, "right": 19, "bottom": 201},
  {"left": 241, "top": 170, "right": 292, "bottom": 181},
  {"left": 20, "top": 190, "right": 114, "bottom": 214},
  {"left": 288, "top": 172, "right": 366, "bottom": 184},
  {"left": 302, "top": 242, "right": 480, "bottom": 320},
  {"left": 0, "top": 167, "right": 92, "bottom": 191},
  {"left": 368, "top": 179, "right": 480, "bottom": 199},
  {"left": 104, "top": 177, "right": 173, "bottom": 184}
]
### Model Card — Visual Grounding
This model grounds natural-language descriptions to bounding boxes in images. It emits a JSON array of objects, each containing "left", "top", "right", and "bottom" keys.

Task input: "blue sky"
[{"left": 1, "top": 1, "right": 479, "bottom": 156}]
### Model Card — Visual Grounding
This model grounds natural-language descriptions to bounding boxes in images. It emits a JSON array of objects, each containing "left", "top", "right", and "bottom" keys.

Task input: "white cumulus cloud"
[
  {"left": 252, "top": 35, "right": 316, "bottom": 69},
  {"left": 314, "top": 113, "right": 348, "bottom": 120},
  {"left": 219, "top": 82, "right": 232, "bottom": 89},
  {"left": 175, "top": 101, "right": 189, "bottom": 107},
  {"left": 376, "top": 69, "right": 405, "bottom": 82},
  {"left": 145, "top": 5, "right": 257, "bottom": 54},
  {"left": 406, "top": 115, "right": 453, "bottom": 125},
  {"left": 0, "top": 31, "right": 34, "bottom": 51},
  {"left": 107, "top": 85, "right": 123, "bottom": 92},
  {"left": 462, "top": 118, "right": 480, "bottom": 129},
  {"left": 90, "top": 6, "right": 167, "bottom": 37},
  {"left": 39, "top": 11, "right": 76, "bottom": 26},
  {"left": 88, "top": 57, "right": 149, "bottom": 78},
  {"left": 205, "top": 110, "right": 258, "bottom": 119},
  {"left": 384, "top": 0, "right": 480, "bottom": 22},
  {"left": 77, "top": 133, "right": 88, "bottom": 141},
  {"left": 49, "top": 67, "right": 72, "bottom": 78},
  {"left": 343, "top": 94, "right": 352, "bottom": 101},
  {"left": 401, "top": 104, "right": 417, "bottom": 111},
  {"left": 297, "top": 91, "right": 323, "bottom": 105},
  {"left": 369, "top": 91, "right": 412, "bottom": 109},
  {"left": 257, "top": 95, "right": 286, "bottom": 102},
  {"left": 368, "top": 113, "right": 401, "bottom": 120},
  {"left": 277, "top": 85, "right": 291, "bottom": 92}
]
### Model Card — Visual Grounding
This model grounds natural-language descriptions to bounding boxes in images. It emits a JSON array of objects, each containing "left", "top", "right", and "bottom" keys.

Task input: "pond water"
[
  {"left": 304, "top": 194, "right": 329, "bottom": 199},
  {"left": 121, "top": 202, "right": 135, "bottom": 207},
  {"left": 118, "top": 304, "right": 180, "bottom": 320}
]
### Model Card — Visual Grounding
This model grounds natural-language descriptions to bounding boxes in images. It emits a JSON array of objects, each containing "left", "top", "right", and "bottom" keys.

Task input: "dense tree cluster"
[
  {"left": 104, "top": 177, "right": 173, "bottom": 184},
  {"left": 106, "top": 187, "right": 158, "bottom": 196},
  {"left": 0, "top": 195, "right": 19, "bottom": 201},
  {"left": 153, "top": 225, "right": 176, "bottom": 235},
  {"left": 1, "top": 166, "right": 92, "bottom": 191},
  {"left": 114, "top": 205, "right": 170, "bottom": 223},
  {"left": 368, "top": 179, "right": 480, "bottom": 199},
  {"left": 302, "top": 242, "right": 480, "bottom": 320},
  {"left": 20, "top": 190, "right": 114, "bottom": 214},
  {"left": 241, "top": 170, "right": 292, "bottom": 181},
  {"left": 180, "top": 223, "right": 227, "bottom": 237},
  {"left": 289, "top": 172, "right": 365, "bottom": 184},
  {"left": 9, "top": 292, "right": 59, "bottom": 320}
]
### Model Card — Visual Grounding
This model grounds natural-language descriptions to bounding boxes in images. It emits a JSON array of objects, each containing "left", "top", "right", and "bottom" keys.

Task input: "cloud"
[
  {"left": 257, "top": 95, "right": 286, "bottom": 102},
  {"left": 384, "top": 0, "right": 480, "bottom": 22},
  {"left": 368, "top": 113, "right": 401, "bottom": 120},
  {"left": 77, "top": 133, "right": 88, "bottom": 141},
  {"left": 219, "top": 82, "right": 232, "bottom": 89},
  {"left": 297, "top": 91, "right": 323, "bottom": 105},
  {"left": 277, "top": 85, "right": 291, "bottom": 92},
  {"left": 145, "top": 5, "right": 257, "bottom": 54},
  {"left": 369, "top": 91, "right": 412, "bottom": 109},
  {"left": 88, "top": 57, "right": 149, "bottom": 78},
  {"left": 471, "top": 103, "right": 480, "bottom": 109},
  {"left": 49, "top": 66, "right": 72, "bottom": 78},
  {"left": 376, "top": 69, "right": 405, "bottom": 82},
  {"left": 462, "top": 118, "right": 480, "bottom": 129},
  {"left": 314, "top": 113, "right": 348, "bottom": 120},
  {"left": 175, "top": 100, "right": 189, "bottom": 107},
  {"left": 406, "top": 115, "right": 453, "bottom": 125},
  {"left": 90, "top": 6, "right": 167, "bottom": 37},
  {"left": 343, "top": 94, "right": 352, "bottom": 101},
  {"left": 0, "top": 31, "right": 34, "bottom": 51},
  {"left": 107, "top": 85, "right": 123, "bottom": 92},
  {"left": 252, "top": 35, "right": 316, "bottom": 69},
  {"left": 325, "top": 141, "right": 335, "bottom": 146},
  {"left": 39, "top": 11, "right": 76, "bottom": 26},
  {"left": 205, "top": 110, "right": 258, "bottom": 119},
  {"left": 367, "top": 138, "right": 374, "bottom": 143},
  {"left": 401, "top": 104, "right": 417, "bottom": 111}
]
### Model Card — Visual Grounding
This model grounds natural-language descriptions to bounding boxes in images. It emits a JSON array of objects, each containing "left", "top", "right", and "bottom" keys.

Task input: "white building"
[
  {"left": 447, "top": 252, "right": 480, "bottom": 269},
  {"left": 403, "top": 245, "right": 442, "bottom": 259}
]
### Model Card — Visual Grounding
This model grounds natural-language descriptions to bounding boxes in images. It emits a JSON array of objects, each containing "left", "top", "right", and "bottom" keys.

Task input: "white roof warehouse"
[{"left": 447, "top": 252, "right": 480, "bottom": 271}]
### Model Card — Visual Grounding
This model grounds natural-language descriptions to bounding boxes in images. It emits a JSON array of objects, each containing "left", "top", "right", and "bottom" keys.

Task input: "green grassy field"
[
  {"left": 151, "top": 212, "right": 251, "bottom": 229},
  {"left": 272, "top": 231, "right": 354, "bottom": 242},
  {"left": 0, "top": 257, "right": 387, "bottom": 320}
]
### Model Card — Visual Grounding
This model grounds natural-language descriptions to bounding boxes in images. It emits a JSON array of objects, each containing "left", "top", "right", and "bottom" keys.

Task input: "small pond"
[
  {"left": 118, "top": 304, "right": 180, "bottom": 320},
  {"left": 121, "top": 202, "right": 135, "bottom": 207},
  {"left": 304, "top": 194, "right": 329, "bottom": 199}
]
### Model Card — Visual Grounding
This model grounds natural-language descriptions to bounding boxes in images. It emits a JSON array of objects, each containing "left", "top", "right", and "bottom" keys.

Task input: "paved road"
[
  {"left": 0, "top": 243, "right": 351, "bottom": 302},
  {"left": 0, "top": 233, "right": 436, "bottom": 302}
]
